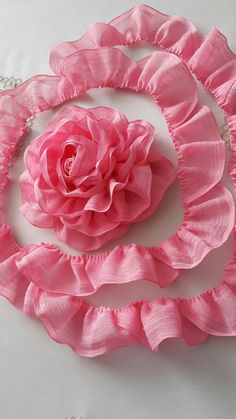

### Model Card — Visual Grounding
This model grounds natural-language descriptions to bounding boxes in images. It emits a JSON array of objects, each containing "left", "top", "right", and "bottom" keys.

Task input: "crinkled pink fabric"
[
  {"left": 0, "top": 4, "right": 236, "bottom": 356},
  {"left": 20, "top": 105, "right": 175, "bottom": 251}
]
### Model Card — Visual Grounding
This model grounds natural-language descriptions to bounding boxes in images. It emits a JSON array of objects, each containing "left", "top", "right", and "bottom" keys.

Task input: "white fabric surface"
[{"left": 0, "top": 1, "right": 236, "bottom": 418}]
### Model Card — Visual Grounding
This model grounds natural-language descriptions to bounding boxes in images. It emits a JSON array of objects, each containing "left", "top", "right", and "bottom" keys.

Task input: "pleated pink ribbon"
[{"left": 0, "top": 4, "right": 236, "bottom": 356}]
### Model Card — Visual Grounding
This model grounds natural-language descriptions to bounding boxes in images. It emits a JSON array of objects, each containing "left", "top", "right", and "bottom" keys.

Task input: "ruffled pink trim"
[
  {"left": 1, "top": 224, "right": 236, "bottom": 356},
  {"left": 0, "top": 5, "right": 236, "bottom": 356},
  {"left": 14, "top": 181, "right": 235, "bottom": 295},
  {"left": 50, "top": 3, "right": 236, "bottom": 191}
]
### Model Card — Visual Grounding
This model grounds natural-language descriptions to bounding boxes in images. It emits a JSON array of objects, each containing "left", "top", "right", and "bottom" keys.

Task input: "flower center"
[{"left": 64, "top": 156, "right": 75, "bottom": 175}]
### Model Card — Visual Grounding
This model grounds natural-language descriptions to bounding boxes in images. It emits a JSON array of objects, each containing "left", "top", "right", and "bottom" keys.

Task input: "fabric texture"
[{"left": 0, "top": 4, "right": 236, "bottom": 356}]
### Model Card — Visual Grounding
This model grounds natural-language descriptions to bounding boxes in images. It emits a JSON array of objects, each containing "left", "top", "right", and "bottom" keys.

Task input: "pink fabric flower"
[{"left": 20, "top": 105, "right": 175, "bottom": 251}]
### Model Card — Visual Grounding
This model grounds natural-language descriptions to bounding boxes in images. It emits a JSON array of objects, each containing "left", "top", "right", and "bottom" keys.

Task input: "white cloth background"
[{"left": 0, "top": 1, "right": 236, "bottom": 418}]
